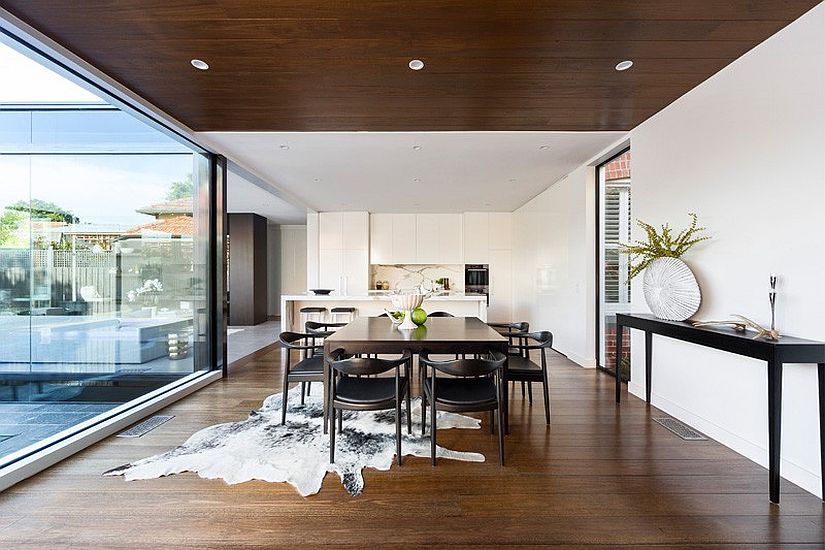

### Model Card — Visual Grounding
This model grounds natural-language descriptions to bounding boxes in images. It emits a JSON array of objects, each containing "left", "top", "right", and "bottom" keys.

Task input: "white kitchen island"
[{"left": 280, "top": 292, "right": 487, "bottom": 332}]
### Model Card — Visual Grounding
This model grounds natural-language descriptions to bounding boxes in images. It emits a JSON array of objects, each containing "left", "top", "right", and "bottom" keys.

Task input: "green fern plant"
[{"left": 621, "top": 212, "right": 710, "bottom": 281}]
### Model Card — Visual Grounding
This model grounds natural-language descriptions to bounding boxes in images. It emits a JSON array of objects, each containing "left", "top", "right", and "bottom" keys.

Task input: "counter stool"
[
  {"left": 299, "top": 306, "right": 327, "bottom": 327},
  {"left": 330, "top": 306, "right": 357, "bottom": 324}
]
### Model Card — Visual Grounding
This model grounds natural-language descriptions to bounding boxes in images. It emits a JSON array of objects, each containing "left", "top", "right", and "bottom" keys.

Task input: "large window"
[
  {"left": 597, "top": 150, "right": 631, "bottom": 379},
  {"left": 0, "top": 37, "right": 219, "bottom": 467}
]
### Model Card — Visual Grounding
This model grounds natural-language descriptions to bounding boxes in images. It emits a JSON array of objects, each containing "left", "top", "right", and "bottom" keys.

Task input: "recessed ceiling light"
[
  {"left": 408, "top": 59, "right": 425, "bottom": 71},
  {"left": 615, "top": 60, "right": 634, "bottom": 71},
  {"left": 539, "top": 145, "right": 550, "bottom": 151},
  {"left": 508, "top": 178, "right": 517, "bottom": 183},
  {"left": 313, "top": 178, "right": 321, "bottom": 182},
  {"left": 279, "top": 144, "right": 290, "bottom": 150},
  {"left": 412, "top": 145, "right": 422, "bottom": 151},
  {"left": 190, "top": 59, "right": 209, "bottom": 70},
  {"left": 484, "top": 202, "right": 492, "bottom": 207},
  {"left": 412, "top": 178, "right": 420, "bottom": 183}
]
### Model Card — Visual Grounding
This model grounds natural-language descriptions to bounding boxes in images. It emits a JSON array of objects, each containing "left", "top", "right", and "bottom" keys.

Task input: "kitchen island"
[{"left": 280, "top": 292, "right": 487, "bottom": 331}]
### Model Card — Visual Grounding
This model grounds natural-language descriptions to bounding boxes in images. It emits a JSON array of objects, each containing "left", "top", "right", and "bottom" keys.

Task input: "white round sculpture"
[
  {"left": 390, "top": 292, "right": 426, "bottom": 330},
  {"left": 642, "top": 257, "right": 701, "bottom": 321}
]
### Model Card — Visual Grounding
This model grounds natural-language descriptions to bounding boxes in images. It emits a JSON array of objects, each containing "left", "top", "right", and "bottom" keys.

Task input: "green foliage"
[
  {"left": 0, "top": 208, "right": 25, "bottom": 245},
  {"left": 8, "top": 198, "right": 78, "bottom": 224},
  {"left": 621, "top": 212, "right": 710, "bottom": 281},
  {"left": 166, "top": 174, "right": 194, "bottom": 200}
]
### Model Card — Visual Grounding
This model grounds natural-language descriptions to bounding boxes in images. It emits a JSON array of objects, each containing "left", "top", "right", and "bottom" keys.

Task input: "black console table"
[{"left": 614, "top": 313, "right": 825, "bottom": 504}]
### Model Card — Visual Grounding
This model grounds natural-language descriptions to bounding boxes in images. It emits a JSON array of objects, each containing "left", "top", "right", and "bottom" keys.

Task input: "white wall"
[
  {"left": 281, "top": 225, "right": 307, "bottom": 298},
  {"left": 629, "top": 4, "right": 825, "bottom": 497},
  {"left": 512, "top": 164, "right": 597, "bottom": 367},
  {"left": 267, "top": 225, "right": 281, "bottom": 316}
]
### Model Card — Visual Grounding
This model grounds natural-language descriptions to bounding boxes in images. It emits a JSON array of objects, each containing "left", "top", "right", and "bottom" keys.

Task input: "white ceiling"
[
  {"left": 226, "top": 166, "right": 307, "bottom": 225},
  {"left": 203, "top": 132, "right": 624, "bottom": 213}
]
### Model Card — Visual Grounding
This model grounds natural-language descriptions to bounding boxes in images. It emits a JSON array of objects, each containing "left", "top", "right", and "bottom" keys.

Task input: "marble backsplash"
[{"left": 370, "top": 264, "right": 465, "bottom": 292}]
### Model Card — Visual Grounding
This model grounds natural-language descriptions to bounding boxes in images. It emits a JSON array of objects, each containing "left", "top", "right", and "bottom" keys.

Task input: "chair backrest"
[
  {"left": 305, "top": 321, "right": 347, "bottom": 333},
  {"left": 278, "top": 331, "right": 328, "bottom": 351},
  {"left": 428, "top": 311, "right": 455, "bottom": 317},
  {"left": 420, "top": 350, "right": 506, "bottom": 377},
  {"left": 328, "top": 349, "right": 411, "bottom": 376},
  {"left": 488, "top": 321, "right": 529, "bottom": 333},
  {"left": 512, "top": 331, "right": 554, "bottom": 351}
]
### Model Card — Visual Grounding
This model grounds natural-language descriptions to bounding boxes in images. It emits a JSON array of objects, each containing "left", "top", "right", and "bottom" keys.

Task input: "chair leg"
[
  {"left": 396, "top": 399, "right": 403, "bottom": 466},
  {"left": 329, "top": 406, "right": 336, "bottom": 464},
  {"left": 306, "top": 381, "right": 311, "bottom": 395},
  {"left": 300, "top": 382, "right": 306, "bottom": 405},
  {"left": 489, "top": 410, "right": 494, "bottom": 434},
  {"left": 542, "top": 379, "right": 551, "bottom": 424},
  {"left": 521, "top": 381, "right": 526, "bottom": 398},
  {"left": 421, "top": 394, "right": 427, "bottom": 435},
  {"left": 405, "top": 386, "right": 412, "bottom": 435},
  {"left": 430, "top": 400, "right": 437, "bottom": 466},
  {"left": 527, "top": 381, "right": 533, "bottom": 403},
  {"left": 338, "top": 407, "right": 343, "bottom": 432},
  {"left": 497, "top": 403, "right": 505, "bottom": 466},
  {"left": 281, "top": 377, "right": 289, "bottom": 425}
]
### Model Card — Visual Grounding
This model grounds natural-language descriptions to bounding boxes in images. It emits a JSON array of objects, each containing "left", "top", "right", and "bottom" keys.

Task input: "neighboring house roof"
[
  {"left": 124, "top": 215, "right": 193, "bottom": 237},
  {"left": 135, "top": 197, "right": 193, "bottom": 217}
]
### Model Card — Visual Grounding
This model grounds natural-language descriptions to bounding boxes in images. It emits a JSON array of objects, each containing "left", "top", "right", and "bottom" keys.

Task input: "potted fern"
[{"left": 621, "top": 213, "right": 710, "bottom": 321}]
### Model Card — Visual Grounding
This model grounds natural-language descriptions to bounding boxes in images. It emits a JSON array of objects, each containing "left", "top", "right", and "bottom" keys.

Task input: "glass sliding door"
[
  {"left": 597, "top": 149, "right": 631, "bottom": 379},
  {"left": 0, "top": 36, "right": 218, "bottom": 466}
]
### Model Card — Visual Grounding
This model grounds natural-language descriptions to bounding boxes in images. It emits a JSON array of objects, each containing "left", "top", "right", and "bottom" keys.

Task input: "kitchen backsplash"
[{"left": 370, "top": 264, "right": 465, "bottom": 292}]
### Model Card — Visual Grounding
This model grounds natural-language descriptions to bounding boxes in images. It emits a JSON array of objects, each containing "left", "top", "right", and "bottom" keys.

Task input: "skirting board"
[
  {"left": 628, "top": 381, "right": 822, "bottom": 499},
  {"left": 563, "top": 350, "right": 597, "bottom": 368},
  {"left": 0, "top": 370, "right": 222, "bottom": 492}
]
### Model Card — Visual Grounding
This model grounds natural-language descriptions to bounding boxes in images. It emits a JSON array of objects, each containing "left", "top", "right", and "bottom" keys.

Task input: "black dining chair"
[
  {"left": 278, "top": 331, "right": 332, "bottom": 424},
  {"left": 327, "top": 349, "right": 413, "bottom": 465},
  {"left": 300, "top": 321, "right": 348, "bottom": 395},
  {"left": 488, "top": 321, "right": 530, "bottom": 394},
  {"left": 419, "top": 350, "right": 508, "bottom": 465},
  {"left": 505, "top": 331, "right": 554, "bottom": 424},
  {"left": 428, "top": 311, "right": 455, "bottom": 317}
]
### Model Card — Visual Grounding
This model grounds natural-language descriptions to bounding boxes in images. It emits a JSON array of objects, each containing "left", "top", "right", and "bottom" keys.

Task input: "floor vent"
[
  {"left": 652, "top": 417, "right": 707, "bottom": 441},
  {"left": 117, "top": 415, "right": 174, "bottom": 438},
  {"left": 0, "top": 434, "right": 16, "bottom": 443}
]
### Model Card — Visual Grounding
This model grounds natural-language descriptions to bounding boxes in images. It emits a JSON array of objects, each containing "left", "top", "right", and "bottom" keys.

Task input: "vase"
[{"left": 642, "top": 257, "right": 701, "bottom": 321}]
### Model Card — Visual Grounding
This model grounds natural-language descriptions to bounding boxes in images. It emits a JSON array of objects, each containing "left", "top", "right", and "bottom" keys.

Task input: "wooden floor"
[{"left": 0, "top": 347, "right": 823, "bottom": 548}]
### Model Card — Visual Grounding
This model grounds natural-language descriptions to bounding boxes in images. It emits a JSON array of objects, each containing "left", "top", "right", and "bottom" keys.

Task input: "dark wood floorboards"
[{"left": 0, "top": 348, "right": 822, "bottom": 548}]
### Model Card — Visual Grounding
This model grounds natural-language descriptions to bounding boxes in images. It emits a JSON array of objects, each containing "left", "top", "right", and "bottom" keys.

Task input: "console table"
[{"left": 614, "top": 313, "right": 825, "bottom": 504}]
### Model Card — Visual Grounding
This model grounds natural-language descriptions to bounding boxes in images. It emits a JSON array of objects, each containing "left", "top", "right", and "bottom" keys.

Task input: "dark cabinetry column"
[{"left": 228, "top": 213, "right": 268, "bottom": 325}]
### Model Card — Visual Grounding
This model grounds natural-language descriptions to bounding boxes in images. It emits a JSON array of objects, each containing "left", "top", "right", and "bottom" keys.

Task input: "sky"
[{"left": 1, "top": 41, "right": 194, "bottom": 226}]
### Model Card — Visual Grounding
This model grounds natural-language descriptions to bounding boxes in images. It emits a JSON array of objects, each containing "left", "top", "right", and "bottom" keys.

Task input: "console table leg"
[
  {"left": 615, "top": 323, "right": 624, "bottom": 403},
  {"left": 767, "top": 358, "right": 783, "bottom": 504},
  {"left": 645, "top": 331, "right": 653, "bottom": 404},
  {"left": 818, "top": 363, "right": 825, "bottom": 502}
]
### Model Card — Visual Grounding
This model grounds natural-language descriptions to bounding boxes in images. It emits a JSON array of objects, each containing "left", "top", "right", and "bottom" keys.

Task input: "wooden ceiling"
[{"left": 3, "top": 1, "right": 819, "bottom": 132}]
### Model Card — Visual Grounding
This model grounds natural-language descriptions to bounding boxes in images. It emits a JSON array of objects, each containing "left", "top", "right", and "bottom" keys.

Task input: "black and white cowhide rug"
[{"left": 104, "top": 385, "right": 483, "bottom": 496}]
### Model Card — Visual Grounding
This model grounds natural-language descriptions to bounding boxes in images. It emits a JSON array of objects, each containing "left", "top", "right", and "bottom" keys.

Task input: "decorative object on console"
[
  {"left": 691, "top": 314, "right": 781, "bottom": 341},
  {"left": 390, "top": 291, "right": 428, "bottom": 330},
  {"left": 769, "top": 273, "right": 778, "bottom": 332},
  {"left": 622, "top": 212, "right": 710, "bottom": 321}
]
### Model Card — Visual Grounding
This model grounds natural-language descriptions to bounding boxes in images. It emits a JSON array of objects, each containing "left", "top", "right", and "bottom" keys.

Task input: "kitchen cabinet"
[
  {"left": 317, "top": 211, "right": 369, "bottom": 294},
  {"left": 488, "top": 249, "right": 513, "bottom": 322},
  {"left": 319, "top": 212, "right": 343, "bottom": 250},
  {"left": 488, "top": 212, "right": 512, "bottom": 250},
  {"left": 371, "top": 213, "right": 463, "bottom": 264},
  {"left": 463, "top": 212, "right": 490, "bottom": 263}
]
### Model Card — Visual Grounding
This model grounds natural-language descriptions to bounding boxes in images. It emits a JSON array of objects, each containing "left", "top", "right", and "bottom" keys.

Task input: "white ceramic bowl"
[{"left": 390, "top": 293, "right": 425, "bottom": 312}]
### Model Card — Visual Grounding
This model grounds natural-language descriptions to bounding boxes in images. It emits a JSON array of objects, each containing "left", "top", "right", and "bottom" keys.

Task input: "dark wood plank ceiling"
[{"left": 2, "top": 1, "right": 819, "bottom": 131}]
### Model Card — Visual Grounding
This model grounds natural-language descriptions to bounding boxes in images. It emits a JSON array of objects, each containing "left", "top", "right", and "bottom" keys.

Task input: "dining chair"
[
  {"left": 427, "top": 311, "right": 455, "bottom": 317},
  {"left": 488, "top": 321, "right": 530, "bottom": 394},
  {"left": 419, "top": 350, "right": 507, "bottom": 465},
  {"left": 278, "top": 330, "right": 332, "bottom": 424},
  {"left": 327, "top": 349, "right": 413, "bottom": 465},
  {"left": 505, "top": 331, "right": 554, "bottom": 424},
  {"left": 301, "top": 321, "right": 349, "bottom": 395}
]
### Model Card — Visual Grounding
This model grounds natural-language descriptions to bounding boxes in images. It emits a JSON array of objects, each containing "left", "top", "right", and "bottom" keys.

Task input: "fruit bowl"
[{"left": 390, "top": 292, "right": 427, "bottom": 330}]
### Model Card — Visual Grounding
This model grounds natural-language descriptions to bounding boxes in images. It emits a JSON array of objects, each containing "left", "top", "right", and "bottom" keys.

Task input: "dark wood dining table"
[{"left": 322, "top": 316, "right": 510, "bottom": 433}]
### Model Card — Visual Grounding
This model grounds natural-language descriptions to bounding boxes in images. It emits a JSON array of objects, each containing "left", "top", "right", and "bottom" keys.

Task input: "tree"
[
  {"left": 167, "top": 174, "right": 194, "bottom": 200},
  {"left": 0, "top": 209, "right": 24, "bottom": 246},
  {"left": 7, "top": 198, "right": 78, "bottom": 224}
]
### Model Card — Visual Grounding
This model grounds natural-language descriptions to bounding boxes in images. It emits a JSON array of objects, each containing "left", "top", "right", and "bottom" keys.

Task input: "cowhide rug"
[{"left": 104, "top": 385, "right": 484, "bottom": 496}]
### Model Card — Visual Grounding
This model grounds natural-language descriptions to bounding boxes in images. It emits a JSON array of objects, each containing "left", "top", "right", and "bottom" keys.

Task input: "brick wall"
[
  {"left": 604, "top": 326, "right": 631, "bottom": 373},
  {"left": 605, "top": 151, "right": 631, "bottom": 181}
]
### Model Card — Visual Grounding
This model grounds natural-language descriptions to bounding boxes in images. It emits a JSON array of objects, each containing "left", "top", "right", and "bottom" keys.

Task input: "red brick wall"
[
  {"left": 605, "top": 326, "right": 631, "bottom": 371},
  {"left": 605, "top": 151, "right": 631, "bottom": 181}
]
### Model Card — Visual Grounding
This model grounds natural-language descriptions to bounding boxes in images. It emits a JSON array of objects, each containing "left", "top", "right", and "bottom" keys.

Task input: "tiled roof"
[
  {"left": 124, "top": 215, "right": 193, "bottom": 237},
  {"left": 135, "top": 197, "right": 193, "bottom": 216}
]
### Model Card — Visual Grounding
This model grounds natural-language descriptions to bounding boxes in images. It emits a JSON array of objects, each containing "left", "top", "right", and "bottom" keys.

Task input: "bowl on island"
[{"left": 308, "top": 289, "right": 334, "bottom": 295}]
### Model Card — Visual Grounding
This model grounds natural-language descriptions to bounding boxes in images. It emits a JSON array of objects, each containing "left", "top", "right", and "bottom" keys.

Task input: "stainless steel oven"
[{"left": 465, "top": 264, "right": 489, "bottom": 305}]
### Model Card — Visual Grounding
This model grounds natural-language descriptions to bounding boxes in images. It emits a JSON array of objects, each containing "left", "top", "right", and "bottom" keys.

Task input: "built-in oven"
[{"left": 465, "top": 264, "right": 489, "bottom": 305}]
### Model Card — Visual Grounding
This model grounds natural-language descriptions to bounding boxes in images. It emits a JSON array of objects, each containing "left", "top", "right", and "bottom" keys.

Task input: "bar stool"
[
  {"left": 329, "top": 306, "right": 357, "bottom": 324},
  {"left": 299, "top": 306, "right": 327, "bottom": 328}
]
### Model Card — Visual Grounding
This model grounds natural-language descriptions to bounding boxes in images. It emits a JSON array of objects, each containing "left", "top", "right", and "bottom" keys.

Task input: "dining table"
[{"left": 322, "top": 316, "right": 510, "bottom": 434}]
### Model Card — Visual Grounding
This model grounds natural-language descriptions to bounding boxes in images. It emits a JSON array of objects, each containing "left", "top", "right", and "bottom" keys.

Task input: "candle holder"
[{"left": 769, "top": 273, "right": 777, "bottom": 332}]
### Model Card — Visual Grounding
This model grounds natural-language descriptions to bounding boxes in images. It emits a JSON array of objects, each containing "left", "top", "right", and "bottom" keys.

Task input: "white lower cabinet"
[{"left": 488, "top": 249, "right": 512, "bottom": 322}]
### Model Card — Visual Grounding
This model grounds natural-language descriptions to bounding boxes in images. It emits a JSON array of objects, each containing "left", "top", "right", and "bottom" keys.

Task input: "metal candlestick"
[{"left": 769, "top": 273, "right": 777, "bottom": 331}]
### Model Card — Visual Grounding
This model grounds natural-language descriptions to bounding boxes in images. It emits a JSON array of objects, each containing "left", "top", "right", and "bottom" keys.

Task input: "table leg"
[
  {"left": 503, "top": 354, "right": 510, "bottom": 435},
  {"left": 818, "top": 363, "right": 825, "bottom": 502},
  {"left": 645, "top": 331, "right": 653, "bottom": 404},
  {"left": 323, "top": 345, "right": 330, "bottom": 435},
  {"left": 767, "top": 357, "right": 783, "bottom": 504},
  {"left": 615, "top": 322, "right": 624, "bottom": 403}
]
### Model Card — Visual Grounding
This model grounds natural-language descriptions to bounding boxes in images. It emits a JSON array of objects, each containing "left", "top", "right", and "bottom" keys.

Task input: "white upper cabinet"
[
  {"left": 488, "top": 249, "right": 513, "bottom": 322},
  {"left": 342, "top": 211, "right": 369, "bottom": 250},
  {"left": 319, "top": 212, "right": 343, "bottom": 250},
  {"left": 415, "top": 214, "right": 440, "bottom": 264},
  {"left": 463, "top": 212, "right": 490, "bottom": 263},
  {"left": 391, "top": 214, "right": 417, "bottom": 263},
  {"left": 369, "top": 213, "right": 393, "bottom": 264},
  {"left": 437, "top": 214, "right": 463, "bottom": 264},
  {"left": 488, "top": 212, "right": 512, "bottom": 250}
]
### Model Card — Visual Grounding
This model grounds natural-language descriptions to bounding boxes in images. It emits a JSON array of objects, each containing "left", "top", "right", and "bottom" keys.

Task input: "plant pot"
[{"left": 642, "top": 257, "right": 701, "bottom": 321}]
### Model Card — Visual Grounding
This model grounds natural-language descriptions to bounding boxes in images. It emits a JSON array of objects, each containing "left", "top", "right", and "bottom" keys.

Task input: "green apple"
[{"left": 411, "top": 307, "right": 428, "bottom": 326}]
